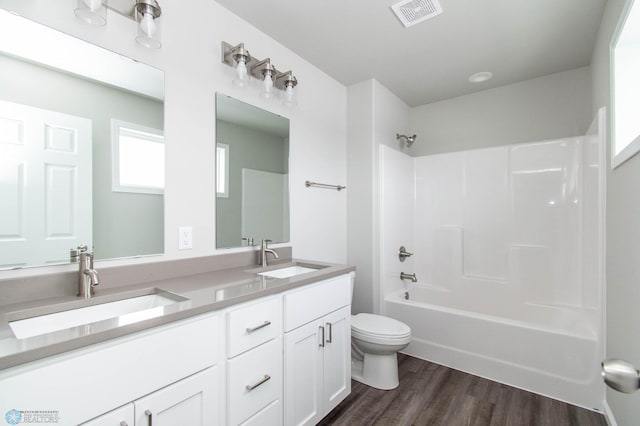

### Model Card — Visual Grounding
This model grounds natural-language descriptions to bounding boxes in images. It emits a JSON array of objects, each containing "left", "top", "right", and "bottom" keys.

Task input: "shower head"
[{"left": 396, "top": 133, "right": 417, "bottom": 147}]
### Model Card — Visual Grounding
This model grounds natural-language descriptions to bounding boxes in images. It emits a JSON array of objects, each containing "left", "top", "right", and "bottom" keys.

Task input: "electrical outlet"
[{"left": 178, "top": 226, "right": 193, "bottom": 250}]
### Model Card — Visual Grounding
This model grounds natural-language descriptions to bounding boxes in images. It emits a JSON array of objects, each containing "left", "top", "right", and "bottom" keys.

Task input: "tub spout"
[{"left": 400, "top": 272, "right": 417, "bottom": 282}]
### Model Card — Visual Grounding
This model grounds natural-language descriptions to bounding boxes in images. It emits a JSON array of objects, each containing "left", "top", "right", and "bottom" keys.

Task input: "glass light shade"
[
  {"left": 74, "top": 0, "right": 107, "bottom": 26},
  {"left": 136, "top": 12, "right": 161, "bottom": 49},
  {"left": 232, "top": 57, "right": 249, "bottom": 88},
  {"left": 259, "top": 73, "right": 275, "bottom": 99},
  {"left": 282, "top": 83, "right": 297, "bottom": 107}
]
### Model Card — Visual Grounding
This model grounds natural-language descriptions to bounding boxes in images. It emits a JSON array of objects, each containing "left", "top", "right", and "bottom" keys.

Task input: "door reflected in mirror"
[
  {"left": 215, "top": 94, "right": 290, "bottom": 249},
  {"left": 0, "top": 10, "right": 164, "bottom": 270}
]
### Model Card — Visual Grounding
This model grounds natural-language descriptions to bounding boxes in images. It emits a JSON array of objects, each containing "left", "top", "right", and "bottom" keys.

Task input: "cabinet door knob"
[
  {"left": 246, "top": 320, "right": 271, "bottom": 333},
  {"left": 319, "top": 325, "right": 325, "bottom": 347},
  {"left": 144, "top": 409, "right": 153, "bottom": 426},
  {"left": 246, "top": 374, "right": 271, "bottom": 391},
  {"left": 326, "top": 322, "right": 333, "bottom": 344}
]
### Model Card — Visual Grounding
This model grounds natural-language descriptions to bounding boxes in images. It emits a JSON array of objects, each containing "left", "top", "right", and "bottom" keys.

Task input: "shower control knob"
[
  {"left": 602, "top": 359, "right": 640, "bottom": 393},
  {"left": 398, "top": 246, "right": 413, "bottom": 262}
]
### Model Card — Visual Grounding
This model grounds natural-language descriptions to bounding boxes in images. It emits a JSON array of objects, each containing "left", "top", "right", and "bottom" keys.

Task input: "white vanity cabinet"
[
  {"left": 0, "top": 313, "right": 222, "bottom": 426},
  {"left": 133, "top": 366, "right": 219, "bottom": 426},
  {"left": 225, "top": 296, "right": 283, "bottom": 426},
  {"left": 82, "top": 367, "right": 218, "bottom": 426},
  {"left": 283, "top": 274, "right": 352, "bottom": 426}
]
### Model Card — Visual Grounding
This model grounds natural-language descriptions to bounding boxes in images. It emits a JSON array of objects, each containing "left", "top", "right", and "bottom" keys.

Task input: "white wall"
[
  {"left": 0, "top": 0, "right": 347, "bottom": 277},
  {"left": 347, "top": 79, "right": 409, "bottom": 314},
  {"left": 409, "top": 67, "right": 592, "bottom": 156},
  {"left": 590, "top": 0, "right": 640, "bottom": 424}
]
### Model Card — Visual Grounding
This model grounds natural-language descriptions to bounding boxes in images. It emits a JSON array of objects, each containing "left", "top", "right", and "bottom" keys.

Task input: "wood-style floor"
[{"left": 319, "top": 354, "right": 607, "bottom": 426}]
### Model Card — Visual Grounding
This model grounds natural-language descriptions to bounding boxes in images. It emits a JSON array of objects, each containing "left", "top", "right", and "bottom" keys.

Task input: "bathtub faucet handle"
[
  {"left": 398, "top": 246, "right": 413, "bottom": 262},
  {"left": 400, "top": 272, "right": 417, "bottom": 282}
]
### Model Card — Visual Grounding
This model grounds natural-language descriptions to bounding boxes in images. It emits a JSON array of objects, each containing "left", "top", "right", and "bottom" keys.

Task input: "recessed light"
[{"left": 468, "top": 71, "right": 493, "bottom": 83}]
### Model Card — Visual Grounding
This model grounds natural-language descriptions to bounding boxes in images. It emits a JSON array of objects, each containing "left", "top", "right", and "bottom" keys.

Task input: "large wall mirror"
[
  {"left": 0, "top": 10, "right": 164, "bottom": 270},
  {"left": 215, "top": 94, "right": 290, "bottom": 249}
]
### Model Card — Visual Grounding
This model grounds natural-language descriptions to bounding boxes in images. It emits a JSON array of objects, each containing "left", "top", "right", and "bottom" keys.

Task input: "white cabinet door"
[
  {"left": 80, "top": 404, "right": 134, "bottom": 426},
  {"left": 284, "top": 320, "right": 324, "bottom": 426},
  {"left": 134, "top": 367, "right": 220, "bottom": 426},
  {"left": 322, "top": 306, "right": 351, "bottom": 414}
]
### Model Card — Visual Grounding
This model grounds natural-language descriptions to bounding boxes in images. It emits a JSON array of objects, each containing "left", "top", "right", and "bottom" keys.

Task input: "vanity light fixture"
[
  {"left": 275, "top": 70, "right": 298, "bottom": 107},
  {"left": 134, "top": 0, "right": 162, "bottom": 49},
  {"left": 74, "top": 0, "right": 163, "bottom": 49},
  {"left": 221, "top": 41, "right": 300, "bottom": 106},
  {"left": 251, "top": 58, "right": 277, "bottom": 99},
  {"left": 222, "top": 42, "right": 252, "bottom": 88}
]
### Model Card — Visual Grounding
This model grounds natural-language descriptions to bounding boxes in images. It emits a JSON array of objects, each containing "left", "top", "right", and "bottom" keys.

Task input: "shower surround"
[{"left": 380, "top": 110, "right": 606, "bottom": 410}]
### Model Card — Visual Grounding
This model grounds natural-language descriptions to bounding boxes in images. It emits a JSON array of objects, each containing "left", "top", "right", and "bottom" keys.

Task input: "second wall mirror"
[{"left": 215, "top": 94, "right": 290, "bottom": 249}]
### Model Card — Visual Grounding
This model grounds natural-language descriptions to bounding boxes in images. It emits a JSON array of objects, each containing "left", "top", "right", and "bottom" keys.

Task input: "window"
[
  {"left": 111, "top": 119, "right": 164, "bottom": 194},
  {"left": 611, "top": 0, "right": 640, "bottom": 168},
  {"left": 217, "top": 143, "right": 229, "bottom": 198}
]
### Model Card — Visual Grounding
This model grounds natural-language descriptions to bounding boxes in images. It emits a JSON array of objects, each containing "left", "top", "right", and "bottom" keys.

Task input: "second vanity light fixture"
[
  {"left": 74, "top": 0, "right": 162, "bottom": 49},
  {"left": 222, "top": 41, "right": 299, "bottom": 107}
]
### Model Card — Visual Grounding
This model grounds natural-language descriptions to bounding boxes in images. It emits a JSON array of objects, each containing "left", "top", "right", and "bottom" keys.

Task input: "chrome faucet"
[
  {"left": 260, "top": 239, "right": 279, "bottom": 267},
  {"left": 78, "top": 249, "right": 100, "bottom": 298},
  {"left": 400, "top": 272, "right": 417, "bottom": 282}
]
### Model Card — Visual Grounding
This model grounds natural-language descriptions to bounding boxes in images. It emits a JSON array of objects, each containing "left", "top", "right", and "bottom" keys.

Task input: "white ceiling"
[{"left": 214, "top": 0, "right": 607, "bottom": 107}]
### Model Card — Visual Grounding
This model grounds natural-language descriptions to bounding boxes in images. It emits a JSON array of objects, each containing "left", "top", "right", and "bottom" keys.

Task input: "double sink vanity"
[{"left": 0, "top": 252, "right": 355, "bottom": 425}]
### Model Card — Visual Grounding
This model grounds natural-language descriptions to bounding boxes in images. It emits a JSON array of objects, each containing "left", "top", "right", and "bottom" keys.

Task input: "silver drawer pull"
[
  {"left": 327, "top": 322, "right": 333, "bottom": 343},
  {"left": 246, "top": 374, "right": 271, "bottom": 391},
  {"left": 246, "top": 320, "right": 271, "bottom": 333},
  {"left": 319, "top": 325, "right": 325, "bottom": 347},
  {"left": 144, "top": 409, "right": 152, "bottom": 426}
]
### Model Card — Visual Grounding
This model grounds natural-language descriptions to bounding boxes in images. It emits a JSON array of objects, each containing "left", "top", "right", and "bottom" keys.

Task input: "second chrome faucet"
[{"left": 260, "top": 239, "right": 279, "bottom": 267}]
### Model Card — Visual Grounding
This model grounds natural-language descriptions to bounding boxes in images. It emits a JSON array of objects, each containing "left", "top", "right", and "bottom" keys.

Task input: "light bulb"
[
  {"left": 284, "top": 85, "right": 294, "bottom": 101},
  {"left": 260, "top": 73, "right": 274, "bottom": 99},
  {"left": 83, "top": 0, "right": 102, "bottom": 11},
  {"left": 75, "top": 0, "right": 107, "bottom": 25},
  {"left": 139, "top": 12, "right": 157, "bottom": 38},
  {"left": 233, "top": 57, "right": 249, "bottom": 87},
  {"left": 236, "top": 58, "right": 247, "bottom": 79}
]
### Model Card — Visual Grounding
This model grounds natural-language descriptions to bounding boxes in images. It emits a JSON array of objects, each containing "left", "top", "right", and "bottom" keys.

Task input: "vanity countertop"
[{"left": 0, "top": 259, "right": 355, "bottom": 370}]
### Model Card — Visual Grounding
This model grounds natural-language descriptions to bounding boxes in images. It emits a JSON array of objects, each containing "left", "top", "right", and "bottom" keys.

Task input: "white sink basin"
[
  {"left": 258, "top": 265, "right": 319, "bottom": 279},
  {"left": 9, "top": 292, "right": 185, "bottom": 339}
]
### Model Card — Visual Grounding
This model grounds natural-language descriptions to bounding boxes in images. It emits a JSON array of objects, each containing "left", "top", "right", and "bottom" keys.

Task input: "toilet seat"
[{"left": 351, "top": 313, "right": 411, "bottom": 343}]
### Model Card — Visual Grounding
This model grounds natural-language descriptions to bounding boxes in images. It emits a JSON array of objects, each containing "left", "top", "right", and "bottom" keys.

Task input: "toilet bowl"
[{"left": 351, "top": 313, "right": 411, "bottom": 390}]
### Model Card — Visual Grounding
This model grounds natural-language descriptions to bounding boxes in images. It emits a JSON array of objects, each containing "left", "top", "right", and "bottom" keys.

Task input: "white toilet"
[{"left": 351, "top": 313, "right": 412, "bottom": 390}]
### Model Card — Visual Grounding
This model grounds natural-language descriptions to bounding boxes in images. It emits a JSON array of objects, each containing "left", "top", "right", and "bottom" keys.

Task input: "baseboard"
[{"left": 602, "top": 400, "right": 618, "bottom": 426}]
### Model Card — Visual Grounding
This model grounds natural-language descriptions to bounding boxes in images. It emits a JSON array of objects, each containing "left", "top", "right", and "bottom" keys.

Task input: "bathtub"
[{"left": 384, "top": 285, "right": 603, "bottom": 412}]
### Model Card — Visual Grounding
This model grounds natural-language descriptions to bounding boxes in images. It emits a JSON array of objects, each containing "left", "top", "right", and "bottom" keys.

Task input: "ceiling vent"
[{"left": 391, "top": 0, "right": 443, "bottom": 28}]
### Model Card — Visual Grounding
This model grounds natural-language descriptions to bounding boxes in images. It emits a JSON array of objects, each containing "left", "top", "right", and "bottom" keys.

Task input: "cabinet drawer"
[
  {"left": 284, "top": 274, "right": 351, "bottom": 332},
  {"left": 227, "top": 296, "right": 281, "bottom": 357},
  {"left": 240, "top": 400, "right": 281, "bottom": 426},
  {"left": 228, "top": 337, "right": 282, "bottom": 425}
]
